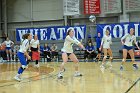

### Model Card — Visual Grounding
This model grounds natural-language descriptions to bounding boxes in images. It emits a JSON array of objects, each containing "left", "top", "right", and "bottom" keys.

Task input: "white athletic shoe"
[
  {"left": 34, "top": 64, "right": 40, "bottom": 68},
  {"left": 57, "top": 73, "right": 63, "bottom": 79},
  {"left": 100, "top": 64, "right": 105, "bottom": 68},
  {"left": 14, "top": 76, "right": 22, "bottom": 81},
  {"left": 47, "top": 55, "right": 50, "bottom": 58},
  {"left": 74, "top": 72, "right": 83, "bottom": 77}
]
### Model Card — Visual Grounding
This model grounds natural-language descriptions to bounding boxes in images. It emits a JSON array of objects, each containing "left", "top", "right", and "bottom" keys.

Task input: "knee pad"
[
  {"left": 103, "top": 56, "right": 107, "bottom": 59},
  {"left": 22, "top": 65, "right": 27, "bottom": 70}
]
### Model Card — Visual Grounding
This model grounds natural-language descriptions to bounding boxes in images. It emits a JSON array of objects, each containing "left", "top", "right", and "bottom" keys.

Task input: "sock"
[
  {"left": 16, "top": 73, "right": 20, "bottom": 77},
  {"left": 35, "top": 60, "right": 38, "bottom": 64}
]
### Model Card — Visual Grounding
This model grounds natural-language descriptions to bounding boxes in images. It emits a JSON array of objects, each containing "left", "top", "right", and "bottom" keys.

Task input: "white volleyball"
[{"left": 89, "top": 15, "right": 96, "bottom": 22}]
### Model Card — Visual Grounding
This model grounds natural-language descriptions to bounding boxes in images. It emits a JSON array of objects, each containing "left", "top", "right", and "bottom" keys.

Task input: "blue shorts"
[
  {"left": 123, "top": 45, "right": 133, "bottom": 51},
  {"left": 17, "top": 52, "right": 27, "bottom": 66},
  {"left": 6, "top": 47, "right": 11, "bottom": 50}
]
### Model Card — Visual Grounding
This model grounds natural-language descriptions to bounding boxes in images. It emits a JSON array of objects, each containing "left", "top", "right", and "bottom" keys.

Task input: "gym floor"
[{"left": 0, "top": 62, "right": 140, "bottom": 93}]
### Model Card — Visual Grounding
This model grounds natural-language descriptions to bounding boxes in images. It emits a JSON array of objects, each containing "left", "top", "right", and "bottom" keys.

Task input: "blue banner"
[
  {"left": 16, "top": 25, "right": 86, "bottom": 41},
  {"left": 97, "top": 22, "right": 140, "bottom": 38}
]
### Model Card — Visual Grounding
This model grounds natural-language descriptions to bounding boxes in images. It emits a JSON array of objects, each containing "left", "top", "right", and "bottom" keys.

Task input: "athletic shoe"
[
  {"left": 57, "top": 73, "right": 63, "bottom": 79},
  {"left": 133, "top": 64, "right": 138, "bottom": 70},
  {"left": 120, "top": 65, "right": 123, "bottom": 71},
  {"left": 74, "top": 72, "right": 82, "bottom": 77},
  {"left": 34, "top": 64, "right": 40, "bottom": 68},
  {"left": 14, "top": 76, "right": 22, "bottom": 81},
  {"left": 100, "top": 64, "right": 105, "bottom": 68}
]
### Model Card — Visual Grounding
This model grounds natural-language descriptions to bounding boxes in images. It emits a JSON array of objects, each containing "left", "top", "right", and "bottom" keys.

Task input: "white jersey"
[
  {"left": 30, "top": 39, "right": 39, "bottom": 48},
  {"left": 101, "top": 35, "right": 112, "bottom": 48},
  {"left": 61, "top": 35, "right": 80, "bottom": 53},
  {"left": 121, "top": 34, "right": 136, "bottom": 46},
  {"left": 19, "top": 39, "right": 30, "bottom": 53},
  {"left": 4, "top": 40, "right": 14, "bottom": 47}
]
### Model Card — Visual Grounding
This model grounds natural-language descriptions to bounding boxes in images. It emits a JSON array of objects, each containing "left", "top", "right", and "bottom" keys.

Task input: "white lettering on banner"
[
  {"left": 103, "top": 25, "right": 111, "bottom": 35},
  {"left": 30, "top": 29, "right": 34, "bottom": 38},
  {"left": 34, "top": 29, "right": 39, "bottom": 35},
  {"left": 75, "top": 26, "right": 85, "bottom": 39},
  {"left": 18, "top": 30, "right": 28, "bottom": 40},
  {"left": 40, "top": 29, "right": 47, "bottom": 40},
  {"left": 113, "top": 25, "right": 123, "bottom": 38},
  {"left": 57, "top": 28, "right": 66, "bottom": 40},
  {"left": 16, "top": 25, "right": 86, "bottom": 41},
  {"left": 50, "top": 28, "right": 57, "bottom": 40},
  {"left": 100, "top": 23, "right": 140, "bottom": 38},
  {"left": 123, "top": 24, "right": 129, "bottom": 35},
  {"left": 134, "top": 24, "right": 139, "bottom": 37}
]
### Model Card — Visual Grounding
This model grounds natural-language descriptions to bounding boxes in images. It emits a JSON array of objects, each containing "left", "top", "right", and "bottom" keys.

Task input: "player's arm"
[
  {"left": 66, "top": 36, "right": 85, "bottom": 49},
  {"left": 37, "top": 41, "right": 40, "bottom": 52},
  {"left": 110, "top": 36, "right": 112, "bottom": 45},
  {"left": 11, "top": 41, "right": 14, "bottom": 46},
  {"left": 74, "top": 38, "right": 85, "bottom": 50},
  {"left": 24, "top": 51, "right": 31, "bottom": 60},
  {"left": 134, "top": 38, "right": 140, "bottom": 50},
  {"left": 99, "top": 37, "right": 104, "bottom": 50},
  {"left": 121, "top": 34, "right": 127, "bottom": 45}
]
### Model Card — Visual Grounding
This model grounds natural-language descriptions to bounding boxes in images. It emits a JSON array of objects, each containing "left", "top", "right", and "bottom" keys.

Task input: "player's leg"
[
  {"left": 128, "top": 49, "right": 138, "bottom": 70},
  {"left": 57, "top": 52, "right": 68, "bottom": 79},
  {"left": 107, "top": 48, "right": 113, "bottom": 67},
  {"left": 13, "top": 50, "right": 16, "bottom": 61},
  {"left": 120, "top": 49, "right": 127, "bottom": 70},
  {"left": 69, "top": 53, "right": 82, "bottom": 77},
  {"left": 95, "top": 48, "right": 101, "bottom": 62},
  {"left": 14, "top": 52, "right": 27, "bottom": 81},
  {"left": 32, "top": 51, "right": 40, "bottom": 67},
  {"left": 9, "top": 49, "right": 13, "bottom": 61},
  {"left": 6, "top": 49, "right": 9, "bottom": 61},
  {"left": 100, "top": 48, "right": 107, "bottom": 68}
]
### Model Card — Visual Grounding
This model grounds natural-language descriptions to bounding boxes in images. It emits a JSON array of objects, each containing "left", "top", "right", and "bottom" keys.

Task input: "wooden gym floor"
[{"left": 0, "top": 61, "right": 140, "bottom": 93}]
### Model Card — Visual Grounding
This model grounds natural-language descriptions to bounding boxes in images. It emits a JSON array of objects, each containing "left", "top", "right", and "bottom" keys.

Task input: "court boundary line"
[{"left": 124, "top": 78, "right": 140, "bottom": 93}]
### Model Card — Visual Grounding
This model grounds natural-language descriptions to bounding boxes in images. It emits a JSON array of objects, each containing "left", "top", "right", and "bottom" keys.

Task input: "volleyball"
[{"left": 89, "top": 15, "right": 96, "bottom": 22}]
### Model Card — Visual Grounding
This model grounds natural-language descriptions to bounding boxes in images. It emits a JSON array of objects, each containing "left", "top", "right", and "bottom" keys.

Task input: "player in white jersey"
[
  {"left": 120, "top": 28, "right": 140, "bottom": 70},
  {"left": 14, "top": 33, "right": 32, "bottom": 81},
  {"left": 57, "top": 29, "right": 85, "bottom": 79},
  {"left": 99, "top": 30, "right": 113, "bottom": 68},
  {"left": 30, "top": 35, "right": 40, "bottom": 67},
  {"left": 3, "top": 37, "right": 14, "bottom": 61}
]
